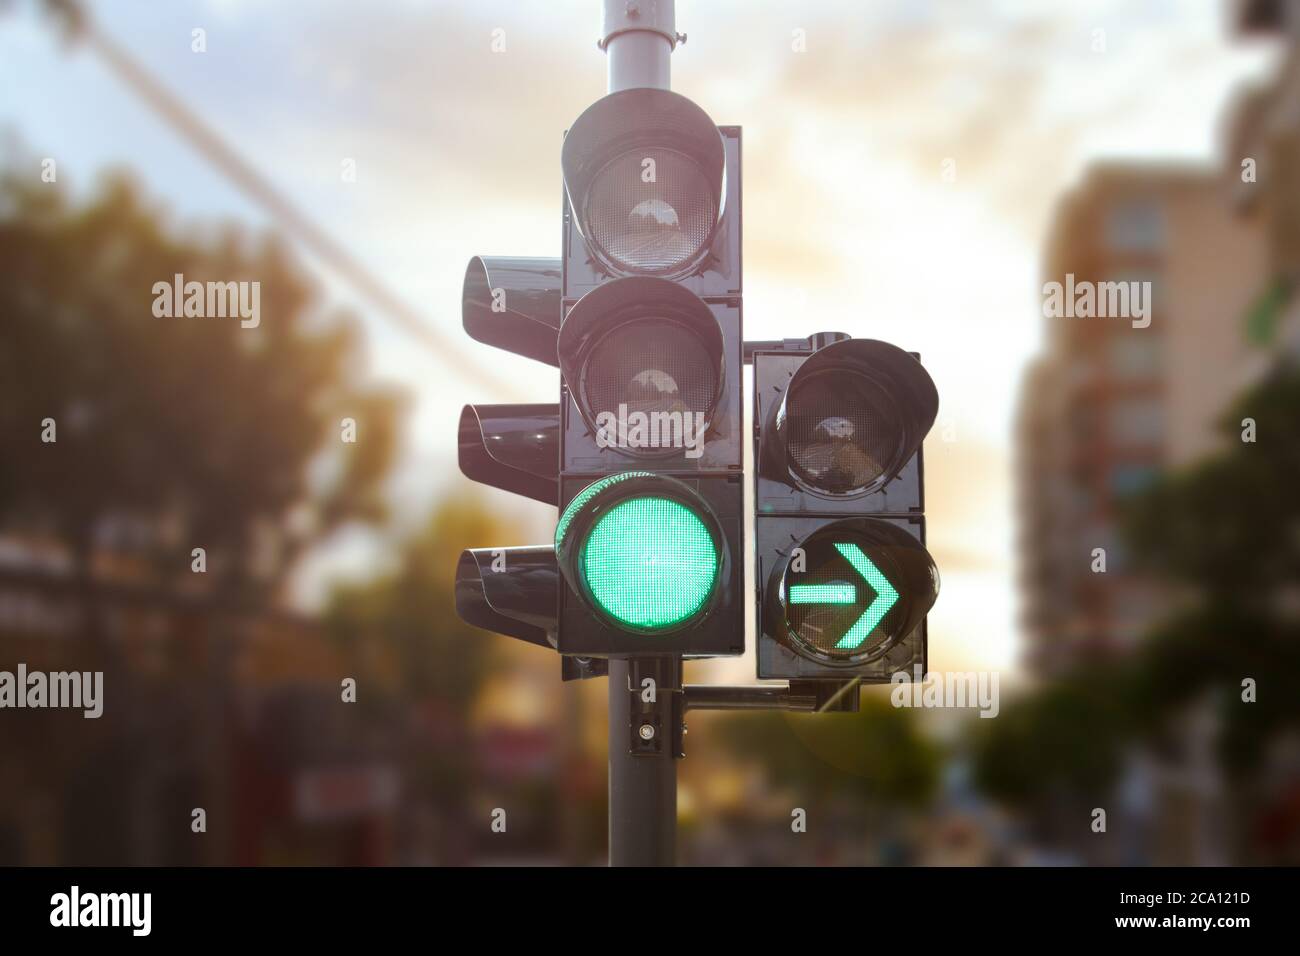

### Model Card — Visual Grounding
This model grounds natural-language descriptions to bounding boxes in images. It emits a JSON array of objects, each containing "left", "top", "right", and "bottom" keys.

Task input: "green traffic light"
[
  {"left": 832, "top": 542, "right": 899, "bottom": 650},
  {"left": 579, "top": 495, "right": 719, "bottom": 631},
  {"left": 781, "top": 534, "right": 909, "bottom": 660}
]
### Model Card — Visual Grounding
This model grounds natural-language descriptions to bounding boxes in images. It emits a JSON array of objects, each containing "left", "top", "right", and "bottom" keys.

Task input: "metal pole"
[
  {"left": 607, "top": 658, "right": 679, "bottom": 866},
  {"left": 600, "top": 0, "right": 679, "bottom": 93},
  {"left": 601, "top": 0, "right": 681, "bottom": 867}
]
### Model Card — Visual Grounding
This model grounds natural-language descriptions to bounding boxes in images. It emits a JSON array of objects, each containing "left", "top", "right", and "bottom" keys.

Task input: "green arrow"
[
  {"left": 832, "top": 543, "right": 898, "bottom": 650},
  {"left": 789, "top": 583, "right": 857, "bottom": 605}
]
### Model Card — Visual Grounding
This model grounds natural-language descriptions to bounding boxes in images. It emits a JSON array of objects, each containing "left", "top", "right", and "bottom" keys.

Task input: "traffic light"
[
  {"left": 555, "top": 86, "right": 744, "bottom": 659},
  {"left": 454, "top": 86, "right": 744, "bottom": 662},
  {"left": 449, "top": 1, "right": 947, "bottom": 869},
  {"left": 753, "top": 335, "right": 941, "bottom": 681}
]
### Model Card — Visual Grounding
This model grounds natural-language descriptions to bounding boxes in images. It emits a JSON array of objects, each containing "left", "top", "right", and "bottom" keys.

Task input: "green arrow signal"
[
  {"left": 789, "top": 583, "right": 857, "bottom": 605},
  {"left": 832, "top": 542, "right": 898, "bottom": 650}
]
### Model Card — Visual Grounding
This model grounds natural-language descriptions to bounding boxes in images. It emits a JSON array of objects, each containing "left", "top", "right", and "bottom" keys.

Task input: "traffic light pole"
[
  {"left": 593, "top": 0, "right": 867, "bottom": 869},
  {"left": 608, "top": 658, "right": 680, "bottom": 866},
  {"left": 601, "top": 0, "right": 683, "bottom": 868},
  {"left": 599, "top": 0, "right": 679, "bottom": 92}
]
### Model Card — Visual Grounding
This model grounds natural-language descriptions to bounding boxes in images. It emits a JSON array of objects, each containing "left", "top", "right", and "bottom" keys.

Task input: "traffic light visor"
[
  {"left": 559, "top": 277, "right": 725, "bottom": 452},
  {"left": 455, "top": 545, "right": 559, "bottom": 648},
  {"left": 457, "top": 403, "right": 559, "bottom": 504},
  {"left": 562, "top": 89, "right": 725, "bottom": 277},
  {"left": 461, "top": 256, "right": 562, "bottom": 367},
  {"left": 773, "top": 339, "right": 938, "bottom": 496}
]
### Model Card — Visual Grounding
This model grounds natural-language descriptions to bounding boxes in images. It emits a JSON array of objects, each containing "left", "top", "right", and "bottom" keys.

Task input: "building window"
[
  {"left": 1109, "top": 462, "right": 1161, "bottom": 498},
  {"left": 1109, "top": 398, "right": 1165, "bottom": 447},
  {"left": 1106, "top": 200, "right": 1165, "bottom": 253},
  {"left": 1109, "top": 333, "right": 1162, "bottom": 381}
]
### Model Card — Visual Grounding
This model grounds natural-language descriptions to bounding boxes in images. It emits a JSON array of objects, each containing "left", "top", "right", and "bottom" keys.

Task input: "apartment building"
[{"left": 1016, "top": 164, "right": 1267, "bottom": 675}]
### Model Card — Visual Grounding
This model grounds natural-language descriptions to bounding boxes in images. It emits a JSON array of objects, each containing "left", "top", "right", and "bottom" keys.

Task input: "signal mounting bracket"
[
  {"left": 627, "top": 658, "right": 685, "bottom": 757},
  {"left": 742, "top": 331, "right": 850, "bottom": 364},
  {"left": 683, "top": 680, "right": 861, "bottom": 715},
  {"left": 675, "top": 680, "right": 860, "bottom": 755}
]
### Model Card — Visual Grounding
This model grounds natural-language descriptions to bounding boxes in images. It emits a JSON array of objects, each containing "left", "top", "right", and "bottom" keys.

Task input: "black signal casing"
[
  {"left": 555, "top": 107, "right": 745, "bottom": 661},
  {"left": 754, "top": 349, "right": 924, "bottom": 517},
  {"left": 752, "top": 343, "right": 933, "bottom": 681},
  {"left": 564, "top": 127, "right": 742, "bottom": 300},
  {"left": 755, "top": 513, "right": 928, "bottom": 682},
  {"left": 560, "top": 297, "right": 743, "bottom": 473}
]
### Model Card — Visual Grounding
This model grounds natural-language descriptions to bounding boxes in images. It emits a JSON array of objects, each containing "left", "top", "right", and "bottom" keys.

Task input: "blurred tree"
[
  {"left": 716, "top": 692, "right": 942, "bottom": 808},
  {"left": 0, "top": 159, "right": 405, "bottom": 863},
  {"left": 973, "top": 366, "right": 1300, "bottom": 830},
  {"left": 1123, "top": 366, "right": 1300, "bottom": 772},
  {"left": 0, "top": 167, "right": 403, "bottom": 622},
  {"left": 324, "top": 498, "right": 509, "bottom": 712},
  {"left": 971, "top": 665, "right": 1134, "bottom": 805},
  {"left": 323, "top": 496, "right": 524, "bottom": 864}
]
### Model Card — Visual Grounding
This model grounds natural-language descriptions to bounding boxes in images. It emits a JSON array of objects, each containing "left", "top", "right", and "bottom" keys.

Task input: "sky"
[{"left": 0, "top": 0, "right": 1282, "bottom": 678}]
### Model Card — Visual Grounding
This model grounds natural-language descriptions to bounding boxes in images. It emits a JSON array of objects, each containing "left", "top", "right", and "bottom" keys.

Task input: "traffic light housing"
[
  {"left": 455, "top": 86, "right": 744, "bottom": 663},
  {"left": 554, "top": 471, "right": 744, "bottom": 657},
  {"left": 457, "top": 403, "right": 558, "bottom": 504},
  {"left": 561, "top": 88, "right": 740, "bottom": 297},
  {"left": 753, "top": 336, "right": 940, "bottom": 681},
  {"left": 555, "top": 87, "right": 744, "bottom": 659},
  {"left": 557, "top": 276, "right": 742, "bottom": 472},
  {"left": 455, "top": 86, "right": 937, "bottom": 677}
]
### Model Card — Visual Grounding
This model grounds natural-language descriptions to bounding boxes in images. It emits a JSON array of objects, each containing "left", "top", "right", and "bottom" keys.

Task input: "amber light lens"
[
  {"left": 583, "top": 319, "right": 717, "bottom": 425},
  {"left": 785, "top": 370, "right": 904, "bottom": 495},
  {"left": 584, "top": 147, "right": 716, "bottom": 274}
]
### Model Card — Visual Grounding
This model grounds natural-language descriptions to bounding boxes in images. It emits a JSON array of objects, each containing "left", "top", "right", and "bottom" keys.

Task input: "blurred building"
[
  {"left": 1230, "top": 0, "right": 1300, "bottom": 345},
  {"left": 1011, "top": 1, "right": 1300, "bottom": 865},
  {"left": 1017, "top": 165, "right": 1267, "bottom": 674},
  {"left": 0, "top": 548, "right": 402, "bottom": 865},
  {"left": 1020, "top": 3, "right": 1300, "bottom": 678}
]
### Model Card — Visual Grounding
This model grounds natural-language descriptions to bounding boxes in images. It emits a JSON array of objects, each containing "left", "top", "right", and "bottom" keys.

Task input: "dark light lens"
[
  {"left": 583, "top": 319, "right": 717, "bottom": 423},
  {"left": 783, "top": 532, "right": 906, "bottom": 662},
  {"left": 785, "top": 370, "right": 904, "bottom": 494},
  {"left": 584, "top": 147, "right": 716, "bottom": 273}
]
